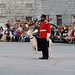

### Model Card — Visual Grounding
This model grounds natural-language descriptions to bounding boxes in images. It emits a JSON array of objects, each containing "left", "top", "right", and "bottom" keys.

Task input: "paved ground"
[{"left": 0, "top": 42, "right": 75, "bottom": 75}]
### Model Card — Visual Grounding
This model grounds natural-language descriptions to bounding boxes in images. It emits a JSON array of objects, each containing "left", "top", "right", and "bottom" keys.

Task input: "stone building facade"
[
  {"left": 34, "top": 0, "right": 75, "bottom": 25},
  {"left": 0, "top": 0, "right": 75, "bottom": 25}
]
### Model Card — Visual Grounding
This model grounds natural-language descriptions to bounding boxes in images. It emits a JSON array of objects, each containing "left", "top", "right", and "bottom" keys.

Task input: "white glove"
[
  {"left": 47, "top": 33, "right": 51, "bottom": 38},
  {"left": 46, "top": 33, "right": 51, "bottom": 41},
  {"left": 34, "top": 29, "right": 38, "bottom": 33},
  {"left": 32, "top": 29, "right": 38, "bottom": 35}
]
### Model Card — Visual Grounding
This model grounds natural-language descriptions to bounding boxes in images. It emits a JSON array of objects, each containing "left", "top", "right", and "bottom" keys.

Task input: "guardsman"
[{"left": 38, "top": 14, "right": 51, "bottom": 59}]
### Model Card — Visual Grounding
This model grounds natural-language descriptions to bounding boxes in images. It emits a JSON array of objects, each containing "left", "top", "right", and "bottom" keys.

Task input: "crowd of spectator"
[
  {"left": 51, "top": 23, "right": 75, "bottom": 44},
  {"left": 0, "top": 18, "right": 75, "bottom": 44},
  {"left": 0, "top": 19, "right": 39, "bottom": 42}
]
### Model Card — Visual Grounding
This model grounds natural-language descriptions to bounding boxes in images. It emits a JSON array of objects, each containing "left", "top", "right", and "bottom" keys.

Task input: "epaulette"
[{"left": 46, "top": 22, "right": 50, "bottom": 24}]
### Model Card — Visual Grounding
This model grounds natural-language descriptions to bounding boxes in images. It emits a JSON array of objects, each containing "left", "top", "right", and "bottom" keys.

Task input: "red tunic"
[{"left": 38, "top": 21, "right": 51, "bottom": 38}]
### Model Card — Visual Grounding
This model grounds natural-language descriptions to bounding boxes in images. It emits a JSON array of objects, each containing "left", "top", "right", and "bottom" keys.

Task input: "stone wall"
[
  {"left": 0, "top": 0, "right": 35, "bottom": 23},
  {"left": 35, "top": 0, "right": 75, "bottom": 25},
  {"left": 0, "top": 0, "right": 75, "bottom": 25}
]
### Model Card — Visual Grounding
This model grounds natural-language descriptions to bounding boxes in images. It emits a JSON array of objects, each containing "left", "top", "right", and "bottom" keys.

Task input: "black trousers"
[{"left": 40, "top": 38, "right": 49, "bottom": 58}]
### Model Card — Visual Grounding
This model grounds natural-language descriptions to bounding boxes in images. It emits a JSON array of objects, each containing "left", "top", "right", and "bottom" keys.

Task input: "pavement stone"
[{"left": 0, "top": 42, "right": 75, "bottom": 75}]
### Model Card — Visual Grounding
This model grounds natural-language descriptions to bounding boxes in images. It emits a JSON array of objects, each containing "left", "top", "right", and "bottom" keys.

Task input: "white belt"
[{"left": 40, "top": 30, "right": 47, "bottom": 32}]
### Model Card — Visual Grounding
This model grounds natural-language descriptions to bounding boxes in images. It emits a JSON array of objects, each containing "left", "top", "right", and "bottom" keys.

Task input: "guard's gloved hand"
[
  {"left": 34, "top": 29, "right": 38, "bottom": 33},
  {"left": 32, "top": 29, "right": 38, "bottom": 35},
  {"left": 46, "top": 33, "right": 51, "bottom": 41}
]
